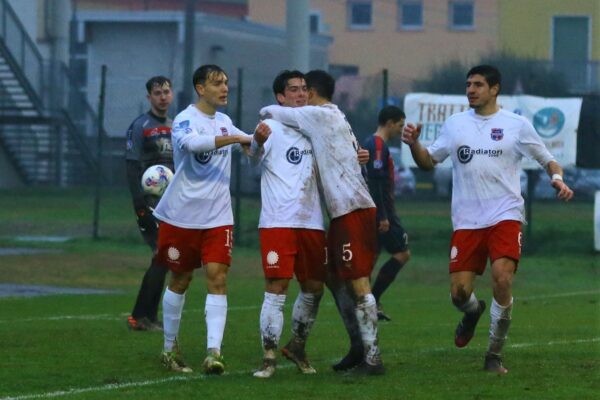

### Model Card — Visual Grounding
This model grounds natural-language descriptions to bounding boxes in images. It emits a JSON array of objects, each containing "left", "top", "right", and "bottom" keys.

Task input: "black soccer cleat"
[
  {"left": 349, "top": 361, "right": 385, "bottom": 376},
  {"left": 454, "top": 300, "right": 486, "bottom": 348},
  {"left": 332, "top": 346, "right": 364, "bottom": 372}
]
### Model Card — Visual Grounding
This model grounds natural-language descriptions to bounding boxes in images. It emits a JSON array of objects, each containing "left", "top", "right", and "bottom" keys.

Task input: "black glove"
[{"left": 136, "top": 206, "right": 158, "bottom": 233}]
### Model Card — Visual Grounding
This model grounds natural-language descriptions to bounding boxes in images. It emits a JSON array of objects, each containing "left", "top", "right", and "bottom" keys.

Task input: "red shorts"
[
  {"left": 157, "top": 222, "right": 233, "bottom": 274},
  {"left": 259, "top": 228, "right": 327, "bottom": 282},
  {"left": 328, "top": 208, "right": 377, "bottom": 280},
  {"left": 449, "top": 220, "right": 522, "bottom": 275}
]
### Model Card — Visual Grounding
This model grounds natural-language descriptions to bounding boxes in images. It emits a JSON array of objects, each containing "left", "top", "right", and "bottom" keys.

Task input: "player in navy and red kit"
[
  {"left": 362, "top": 106, "right": 411, "bottom": 322},
  {"left": 125, "top": 76, "right": 174, "bottom": 331}
]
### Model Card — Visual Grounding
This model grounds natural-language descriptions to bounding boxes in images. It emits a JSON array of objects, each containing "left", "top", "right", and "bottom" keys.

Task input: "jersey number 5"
[{"left": 342, "top": 243, "right": 353, "bottom": 262}]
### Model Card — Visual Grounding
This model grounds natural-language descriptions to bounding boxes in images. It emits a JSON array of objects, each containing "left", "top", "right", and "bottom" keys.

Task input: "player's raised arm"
[
  {"left": 402, "top": 123, "right": 435, "bottom": 171},
  {"left": 260, "top": 105, "right": 301, "bottom": 129},
  {"left": 245, "top": 121, "right": 271, "bottom": 159}
]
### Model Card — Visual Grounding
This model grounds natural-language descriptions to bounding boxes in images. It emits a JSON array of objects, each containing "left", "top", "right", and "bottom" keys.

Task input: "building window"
[
  {"left": 309, "top": 11, "right": 322, "bottom": 34},
  {"left": 398, "top": 1, "right": 423, "bottom": 30},
  {"left": 347, "top": 1, "right": 372, "bottom": 30},
  {"left": 449, "top": 1, "right": 474, "bottom": 30}
]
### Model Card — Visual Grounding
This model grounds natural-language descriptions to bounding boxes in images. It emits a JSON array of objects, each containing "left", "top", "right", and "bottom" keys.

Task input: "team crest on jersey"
[
  {"left": 220, "top": 127, "right": 229, "bottom": 136},
  {"left": 373, "top": 159, "right": 383, "bottom": 169},
  {"left": 490, "top": 128, "right": 504, "bottom": 141}
]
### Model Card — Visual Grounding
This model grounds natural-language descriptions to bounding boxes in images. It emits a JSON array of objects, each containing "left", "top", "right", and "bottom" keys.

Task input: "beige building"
[{"left": 249, "top": 0, "right": 499, "bottom": 88}]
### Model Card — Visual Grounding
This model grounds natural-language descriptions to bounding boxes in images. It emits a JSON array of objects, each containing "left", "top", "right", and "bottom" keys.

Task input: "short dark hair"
[
  {"left": 145, "top": 76, "right": 171, "bottom": 93},
  {"left": 305, "top": 69, "right": 335, "bottom": 101},
  {"left": 467, "top": 65, "right": 502, "bottom": 91},
  {"left": 192, "top": 64, "right": 227, "bottom": 88},
  {"left": 272, "top": 70, "right": 305, "bottom": 97},
  {"left": 378, "top": 106, "right": 406, "bottom": 126}
]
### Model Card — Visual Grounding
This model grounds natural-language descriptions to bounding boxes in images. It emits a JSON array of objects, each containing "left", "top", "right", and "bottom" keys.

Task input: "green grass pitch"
[{"left": 0, "top": 188, "right": 598, "bottom": 399}]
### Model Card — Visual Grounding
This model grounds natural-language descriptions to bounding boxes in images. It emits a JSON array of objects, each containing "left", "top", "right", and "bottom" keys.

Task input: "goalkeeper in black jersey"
[{"left": 125, "top": 76, "right": 174, "bottom": 331}]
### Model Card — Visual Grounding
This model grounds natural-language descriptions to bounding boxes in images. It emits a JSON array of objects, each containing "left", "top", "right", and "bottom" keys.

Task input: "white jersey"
[
  {"left": 428, "top": 108, "right": 555, "bottom": 230},
  {"left": 255, "top": 119, "right": 324, "bottom": 230},
  {"left": 260, "top": 103, "right": 375, "bottom": 219},
  {"left": 154, "top": 104, "right": 247, "bottom": 229}
]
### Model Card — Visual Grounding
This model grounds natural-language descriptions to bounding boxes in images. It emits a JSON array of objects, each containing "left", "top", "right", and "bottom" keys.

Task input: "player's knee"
[
  {"left": 266, "top": 279, "right": 289, "bottom": 294},
  {"left": 169, "top": 273, "right": 193, "bottom": 294},
  {"left": 493, "top": 273, "right": 513, "bottom": 292},
  {"left": 393, "top": 249, "right": 410, "bottom": 265},
  {"left": 450, "top": 285, "right": 470, "bottom": 307}
]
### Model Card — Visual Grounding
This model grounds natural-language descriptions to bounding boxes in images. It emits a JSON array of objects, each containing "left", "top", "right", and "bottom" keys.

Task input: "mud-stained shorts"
[{"left": 328, "top": 208, "right": 378, "bottom": 280}]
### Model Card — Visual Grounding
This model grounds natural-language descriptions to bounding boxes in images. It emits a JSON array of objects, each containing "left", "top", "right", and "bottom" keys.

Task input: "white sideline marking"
[
  {"left": 0, "top": 375, "right": 201, "bottom": 400},
  {"left": 1, "top": 337, "right": 598, "bottom": 400},
  {"left": 0, "top": 289, "right": 597, "bottom": 325},
  {"left": 509, "top": 337, "right": 600, "bottom": 348},
  {"left": 517, "top": 290, "right": 600, "bottom": 301}
]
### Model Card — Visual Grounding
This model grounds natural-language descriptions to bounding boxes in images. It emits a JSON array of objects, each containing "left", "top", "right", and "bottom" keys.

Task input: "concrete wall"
[
  {"left": 249, "top": 0, "right": 499, "bottom": 86},
  {"left": 499, "top": 0, "right": 600, "bottom": 60},
  {"left": 78, "top": 11, "right": 330, "bottom": 136}
]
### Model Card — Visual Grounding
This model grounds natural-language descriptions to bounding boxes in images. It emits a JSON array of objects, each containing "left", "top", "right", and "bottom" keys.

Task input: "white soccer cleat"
[{"left": 253, "top": 358, "right": 276, "bottom": 378}]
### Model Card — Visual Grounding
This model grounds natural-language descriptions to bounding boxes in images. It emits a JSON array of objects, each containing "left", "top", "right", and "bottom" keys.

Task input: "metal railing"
[
  {"left": 0, "top": 0, "right": 103, "bottom": 184},
  {"left": 0, "top": 0, "right": 44, "bottom": 111}
]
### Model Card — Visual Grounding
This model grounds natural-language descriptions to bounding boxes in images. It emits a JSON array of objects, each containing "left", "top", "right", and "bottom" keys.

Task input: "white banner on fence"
[{"left": 401, "top": 93, "right": 582, "bottom": 169}]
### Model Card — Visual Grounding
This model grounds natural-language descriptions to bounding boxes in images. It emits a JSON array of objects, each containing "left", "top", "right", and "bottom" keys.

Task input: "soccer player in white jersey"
[
  {"left": 260, "top": 70, "right": 384, "bottom": 375},
  {"left": 251, "top": 70, "right": 326, "bottom": 378},
  {"left": 402, "top": 65, "right": 573, "bottom": 374},
  {"left": 153, "top": 64, "right": 271, "bottom": 375}
]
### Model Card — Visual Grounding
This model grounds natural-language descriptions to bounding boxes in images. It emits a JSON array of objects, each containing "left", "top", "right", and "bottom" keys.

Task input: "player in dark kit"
[
  {"left": 125, "top": 76, "right": 174, "bottom": 331},
  {"left": 362, "top": 106, "right": 411, "bottom": 321}
]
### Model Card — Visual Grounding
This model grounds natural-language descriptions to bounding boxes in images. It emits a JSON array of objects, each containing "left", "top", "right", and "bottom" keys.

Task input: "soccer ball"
[{"left": 141, "top": 165, "right": 173, "bottom": 196}]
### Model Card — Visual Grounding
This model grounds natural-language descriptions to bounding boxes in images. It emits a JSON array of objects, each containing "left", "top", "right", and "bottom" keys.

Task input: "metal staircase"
[{"left": 0, "top": 0, "right": 100, "bottom": 186}]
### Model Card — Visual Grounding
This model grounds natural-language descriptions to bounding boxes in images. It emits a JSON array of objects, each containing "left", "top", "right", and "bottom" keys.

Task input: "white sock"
[
  {"left": 162, "top": 288, "right": 186, "bottom": 352},
  {"left": 488, "top": 297, "right": 513, "bottom": 354},
  {"left": 291, "top": 291, "right": 322, "bottom": 342},
  {"left": 205, "top": 294, "right": 227, "bottom": 353},
  {"left": 355, "top": 293, "right": 380, "bottom": 365},
  {"left": 456, "top": 292, "right": 480, "bottom": 314},
  {"left": 259, "top": 292, "right": 286, "bottom": 352}
]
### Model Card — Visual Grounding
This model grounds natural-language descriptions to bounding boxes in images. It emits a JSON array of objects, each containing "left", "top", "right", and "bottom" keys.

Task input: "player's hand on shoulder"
[
  {"left": 551, "top": 178, "right": 574, "bottom": 202},
  {"left": 253, "top": 121, "right": 272, "bottom": 145},
  {"left": 357, "top": 147, "right": 369, "bottom": 165},
  {"left": 402, "top": 123, "right": 422, "bottom": 146}
]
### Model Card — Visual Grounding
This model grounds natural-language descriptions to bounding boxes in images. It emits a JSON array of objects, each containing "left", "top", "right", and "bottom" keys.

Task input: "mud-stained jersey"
[
  {"left": 254, "top": 119, "right": 324, "bottom": 230},
  {"left": 260, "top": 103, "right": 375, "bottom": 219}
]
